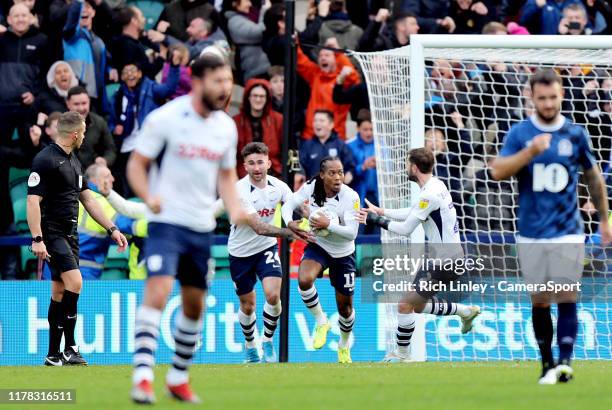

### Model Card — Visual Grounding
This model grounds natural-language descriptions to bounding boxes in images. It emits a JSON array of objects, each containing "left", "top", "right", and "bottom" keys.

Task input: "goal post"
[{"left": 352, "top": 35, "right": 612, "bottom": 361}]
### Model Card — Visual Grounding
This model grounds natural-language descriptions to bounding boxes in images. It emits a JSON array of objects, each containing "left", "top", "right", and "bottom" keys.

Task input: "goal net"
[{"left": 352, "top": 35, "right": 612, "bottom": 361}]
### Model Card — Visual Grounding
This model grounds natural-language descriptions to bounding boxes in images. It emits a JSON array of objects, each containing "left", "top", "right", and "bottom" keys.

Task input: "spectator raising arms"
[
  {"left": 223, "top": 0, "right": 271, "bottom": 82},
  {"left": 63, "top": 0, "right": 114, "bottom": 115},
  {"left": 359, "top": 9, "right": 419, "bottom": 51},
  {"left": 157, "top": 0, "right": 221, "bottom": 42},
  {"left": 318, "top": 0, "right": 364, "bottom": 51},
  {"left": 110, "top": 5, "right": 164, "bottom": 80},
  {"left": 37, "top": 61, "right": 79, "bottom": 115},
  {"left": 449, "top": 0, "right": 495, "bottom": 34},
  {"left": 234, "top": 79, "right": 283, "bottom": 178},
  {"left": 401, "top": 0, "right": 456, "bottom": 34},
  {"left": 297, "top": 37, "right": 360, "bottom": 140}
]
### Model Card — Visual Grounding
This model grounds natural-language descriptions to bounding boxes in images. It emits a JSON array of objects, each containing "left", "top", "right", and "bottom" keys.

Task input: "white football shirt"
[
  {"left": 283, "top": 181, "right": 360, "bottom": 258},
  {"left": 134, "top": 95, "right": 237, "bottom": 232},
  {"left": 386, "top": 177, "right": 463, "bottom": 259},
  {"left": 228, "top": 175, "right": 293, "bottom": 257}
]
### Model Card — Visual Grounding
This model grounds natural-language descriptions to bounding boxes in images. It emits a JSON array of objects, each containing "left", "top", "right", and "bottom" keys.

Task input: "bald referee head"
[{"left": 57, "top": 111, "right": 86, "bottom": 150}]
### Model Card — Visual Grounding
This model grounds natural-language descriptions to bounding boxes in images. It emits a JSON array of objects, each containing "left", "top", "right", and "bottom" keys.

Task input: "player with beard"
[
  {"left": 358, "top": 148, "right": 480, "bottom": 362},
  {"left": 491, "top": 69, "right": 611, "bottom": 384},
  {"left": 128, "top": 54, "right": 247, "bottom": 404}
]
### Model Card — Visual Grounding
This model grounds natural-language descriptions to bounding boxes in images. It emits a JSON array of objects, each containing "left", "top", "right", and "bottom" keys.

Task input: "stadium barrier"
[{"left": 1, "top": 278, "right": 609, "bottom": 365}]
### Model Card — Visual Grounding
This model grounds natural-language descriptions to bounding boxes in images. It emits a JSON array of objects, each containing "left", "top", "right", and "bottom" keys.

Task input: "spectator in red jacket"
[
  {"left": 296, "top": 37, "right": 360, "bottom": 140},
  {"left": 234, "top": 78, "right": 283, "bottom": 178}
]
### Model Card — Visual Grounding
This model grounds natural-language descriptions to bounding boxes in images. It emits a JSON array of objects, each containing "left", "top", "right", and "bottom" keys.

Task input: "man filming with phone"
[{"left": 558, "top": 3, "right": 591, "bottom": 35}]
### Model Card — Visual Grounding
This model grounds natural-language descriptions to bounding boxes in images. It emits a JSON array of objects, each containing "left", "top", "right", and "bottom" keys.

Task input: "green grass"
[{"left": 0, "top": 361, "right": 610, "bottom": 409}]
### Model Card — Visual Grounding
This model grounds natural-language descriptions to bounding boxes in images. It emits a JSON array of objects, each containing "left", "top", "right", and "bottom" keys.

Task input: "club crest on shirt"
[
  {"left": 328, "top": 148, "right": 338, "bottom": 157},
  {"left": 419, "top": 199, "right": 429, "bottom": 209},
  {"left": 558, "top": 139, "right": 572, "bottom": 156}
]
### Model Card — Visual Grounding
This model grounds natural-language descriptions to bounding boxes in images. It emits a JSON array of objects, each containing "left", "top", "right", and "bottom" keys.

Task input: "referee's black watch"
[
  {"left": 32, "top": 235, "right": 43, "bottom": 243},
  {"left": 106, "top": 226, "right": 118, "bottom": 236}
]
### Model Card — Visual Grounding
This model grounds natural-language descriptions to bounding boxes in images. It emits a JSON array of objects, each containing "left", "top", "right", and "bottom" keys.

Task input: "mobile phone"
[{"left": 568, "top": 21, "right": 582, "bottom": 30}]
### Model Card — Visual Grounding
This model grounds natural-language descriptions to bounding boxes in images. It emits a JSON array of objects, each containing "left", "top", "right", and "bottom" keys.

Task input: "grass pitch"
[{"left": 0, "top": 361, "right": 610, "bottom": 409}]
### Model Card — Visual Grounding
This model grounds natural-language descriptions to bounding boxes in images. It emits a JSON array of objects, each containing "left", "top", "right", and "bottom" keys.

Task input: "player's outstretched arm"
[
  {"left": 245, "top": 213, "right": 300, "bottom": 240},
  {"left": 491, "top": 133, "right": 551, "bottom": 180},
  {"left": 218, "top": 168, "right": 248, "bottom": 226},
  {"left": 80, "top": 189, "right": 128, "bottom": 252},
  {"left": 103, "top": 190, "right": 147, "bottom": 220},
  {"left": 583, "top": 166, "right": 612, "bottom": 244}
]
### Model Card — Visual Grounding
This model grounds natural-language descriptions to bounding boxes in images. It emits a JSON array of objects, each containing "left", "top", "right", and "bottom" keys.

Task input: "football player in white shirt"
[
  {"left": 127, "top": 55, "right": 248, "bottom": 404},
  {"left": 211, "top": 142, "right": 313, "bottom": 364},
  {"left": 281, "top": 157, "right": 361, "bottom": 364},
  {"left": 358, "top": 148, "right": 480, "bottom": 362}
]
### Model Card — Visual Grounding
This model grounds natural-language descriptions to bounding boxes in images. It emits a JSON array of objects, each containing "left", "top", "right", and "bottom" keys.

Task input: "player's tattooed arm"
[
  {"left": 583, "top": 166, "right": 610, "bottom": 218},
  {"left": 246, "top": 214, "right": 299, "bottom": 240}
]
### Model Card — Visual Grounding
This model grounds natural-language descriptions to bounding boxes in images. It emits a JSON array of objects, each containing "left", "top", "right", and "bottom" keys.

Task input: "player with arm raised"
[
  {"left": 358, "top": 148, "right": 481, "bottom": 362},
  {"left": 491, "top": 69, "right": 612, "bottom": 385},
  {"left": 212, "top": 142, "right": 313, "bottom": 363},
  {"left": 281, "top": 157, "right": 360, "bottom": 364},
  {"left": 127, "top": 55, "right": 247, "bottom": 404}
]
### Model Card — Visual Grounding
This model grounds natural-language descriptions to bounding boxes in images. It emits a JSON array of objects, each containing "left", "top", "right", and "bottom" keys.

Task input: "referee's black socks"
[
  {"left": 62, "top": 290, "right": 80, "bottom": 347},
  {"left": 532, "top": 306, "right": 554, "bottom": 371},
  {"left": 47, "top": 299, "right": 64, "bottom": 355}
]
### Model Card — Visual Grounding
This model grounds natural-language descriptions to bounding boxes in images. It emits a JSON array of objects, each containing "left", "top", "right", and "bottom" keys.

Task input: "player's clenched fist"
[{"left": 529, "top": 133, "right": 552, "bottom": 156}]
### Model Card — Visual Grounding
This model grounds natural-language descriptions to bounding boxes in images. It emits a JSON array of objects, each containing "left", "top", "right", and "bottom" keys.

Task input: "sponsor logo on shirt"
[
  {"left": 257, "top": 208, "right": 276, "bottom": 217},
  {"left": 178, "top": 144, "right": 224, "bottom": 161}
]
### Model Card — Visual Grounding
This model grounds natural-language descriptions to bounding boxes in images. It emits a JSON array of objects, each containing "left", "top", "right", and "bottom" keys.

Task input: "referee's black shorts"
[{"left": 44, "top": 230, "right": 80, "bottom": 281}]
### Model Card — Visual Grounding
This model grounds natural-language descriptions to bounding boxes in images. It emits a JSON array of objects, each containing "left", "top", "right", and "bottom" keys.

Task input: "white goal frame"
[{"left": 354, "top": 35, "right": 612, "bottom": 362}]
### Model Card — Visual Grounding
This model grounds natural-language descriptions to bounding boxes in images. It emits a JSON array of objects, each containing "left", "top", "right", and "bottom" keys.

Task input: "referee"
[{"left": 27, "top": 111, "right": 128, "bottom": 366}]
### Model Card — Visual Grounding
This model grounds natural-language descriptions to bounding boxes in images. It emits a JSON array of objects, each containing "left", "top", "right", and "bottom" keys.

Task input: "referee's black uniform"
[
  {"left": 28, "top": 142, "right": 87, "bottom": 278},
  {"left": 29, "top": 142, "right": 89, "bottom": 366}
]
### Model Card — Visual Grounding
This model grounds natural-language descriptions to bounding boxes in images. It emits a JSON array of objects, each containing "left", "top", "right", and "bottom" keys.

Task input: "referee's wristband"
[{"left": 106, "top": 226, "right": 118, "bottom": 236}]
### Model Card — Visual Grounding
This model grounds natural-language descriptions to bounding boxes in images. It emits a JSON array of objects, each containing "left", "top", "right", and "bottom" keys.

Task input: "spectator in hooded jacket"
[
  {"left": 296, "top": 37, "right": 360, "bottom": 140},
  {"left": 318, "top": 0, "right": 364, "bottom": 51},
  {"left": 159, "top": 16, "right": 228, "bottom": 61},
  {"left": 223, "top": 0, "right": 271, "bottom": 82},
  {"left": 233, "top": 78, "right": 283, "bottom": 178},
  {"left": 108, "top": 51, "right": 181, "bottom": 197},
  {"left": 36, "top": 61, "right": 79, "bottom": 115},
  {"left": 63, "top": 0, "right": 115, "bottom": 115}
]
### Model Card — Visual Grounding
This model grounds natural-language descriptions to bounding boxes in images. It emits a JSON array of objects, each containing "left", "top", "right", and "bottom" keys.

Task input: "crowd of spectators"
[{"left": 0, "top": 0, "right": 611, "bottom": 279}]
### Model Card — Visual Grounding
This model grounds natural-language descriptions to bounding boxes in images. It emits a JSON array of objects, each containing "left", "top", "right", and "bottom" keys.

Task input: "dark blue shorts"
[
  {"left": 144, "top": 222, "right": 212, "bottom": 290},
  {"left": 229, "top": 244, "right": 282, "bottom": 296},
  {"left": 302, "top": 243, "right": 356, "bottom": 296}
]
